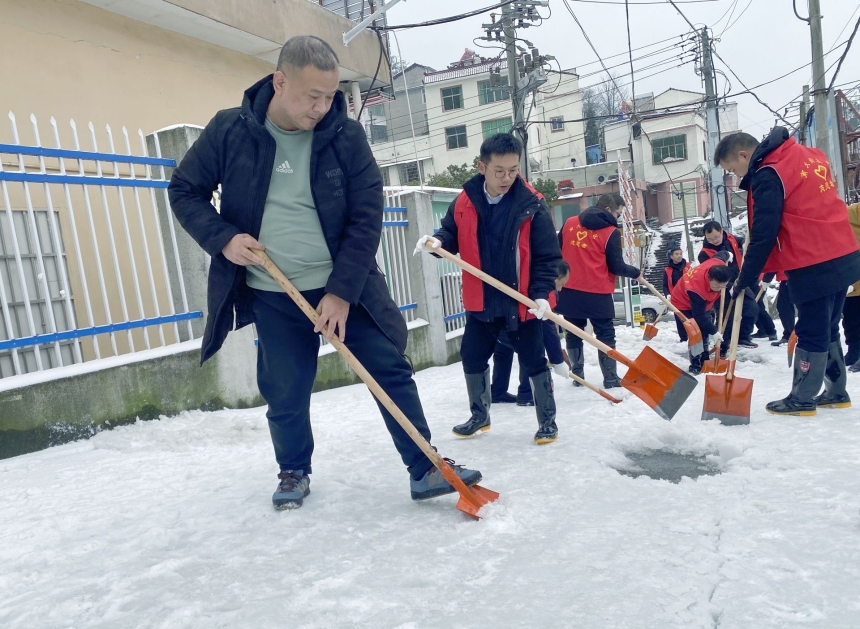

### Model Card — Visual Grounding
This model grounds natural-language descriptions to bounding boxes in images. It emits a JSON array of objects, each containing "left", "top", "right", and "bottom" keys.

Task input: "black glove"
[
  {"left": 730, "top": 282, "right": 746, "bottom": 301},
  {"left": 714, "top": 250, "right": 733, "bottom": 264}
]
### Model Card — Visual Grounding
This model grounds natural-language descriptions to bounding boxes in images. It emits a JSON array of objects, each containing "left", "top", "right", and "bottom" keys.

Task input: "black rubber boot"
[
  {"left": 766, "top": 348, "right": 826, "bottom": 416},
  {"left": 844, "top": 342, "right": 860, "bottom": 369},
  {"left": 566, "top": 343, "right": 585, "bottom": 387},
  {"left": 813, "top": 341, "right": 851, "bottom": 409},
  {"left": 530, "top": 370, "right": 558, "bottom": 444},
  {"left": 453, "top": 369, "right": 491, "bottom": 437},
  {"left": 598, "top": 351, "right": 622, "bottom": 389},
  {"left": 688, "top": 350, "right": 706, "bottom": 375}
]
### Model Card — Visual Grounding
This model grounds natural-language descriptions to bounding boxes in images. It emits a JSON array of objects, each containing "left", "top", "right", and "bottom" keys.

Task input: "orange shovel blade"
[
  {"left": 439, "top": 461, "right": 500, "bottom": 519},
  {"left": 619, "top": 345, "right": 698, "bottom": 420},
  {"left": 683, "top": 319, "right": 704, "bottom": 355},
  {"left": 701, "top": 357, "right": 729, "bottom": 374},
  {"left": 787, "top": 331, "right": 798, "bottom": 367},
  {"left": 642, "top": 323, "right": 659, "bottom": 340},
  {"left": 701, "top": 373, "right": 753, "bottom": 425}
]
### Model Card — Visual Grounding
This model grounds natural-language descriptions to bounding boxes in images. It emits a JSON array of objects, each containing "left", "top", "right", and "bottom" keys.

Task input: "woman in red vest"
[
  {"left": 670, "top": 257, "right": 732, "bottom": 373},
  {"left": 557, "top": 193, "right": 644, "bottom": 389},
  {"left": 663, "top": 244, "right": 691, "bottom": 341},
  {"left": 716, "top": 129, "right": 860, "bottom": 415},
  {"left": 418, "top": 134, "right": 563, "bottom": 444}
]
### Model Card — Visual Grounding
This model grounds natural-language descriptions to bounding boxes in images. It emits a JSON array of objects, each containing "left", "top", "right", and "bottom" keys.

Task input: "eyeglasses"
[{"left": 490, "top": 167, "right": 520, "bottom": 180}]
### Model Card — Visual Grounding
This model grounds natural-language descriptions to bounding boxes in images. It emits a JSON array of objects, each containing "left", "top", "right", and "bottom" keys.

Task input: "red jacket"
[
  {"left": 670, "top": 259, "right": 726, "bottom": 312},
  {"left": 749, "top": 138, "right": 859, "bottom": 272},
  {"left": 560, "top": 215, "right": 616, "bottom": 294}
]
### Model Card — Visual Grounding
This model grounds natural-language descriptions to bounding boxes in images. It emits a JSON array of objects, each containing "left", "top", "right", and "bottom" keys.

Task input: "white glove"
[
  {"left": 551, "top": 362, "right": 570, "bottom": 377},
  {"left": 528, "top": 298, "right": 551, "bottom": 320},
  {"left": 709, "top": 332, "right": 724, "bottom": 344},
  {"left": 413, "top": 235, "right": 441, "bottom": 256}
]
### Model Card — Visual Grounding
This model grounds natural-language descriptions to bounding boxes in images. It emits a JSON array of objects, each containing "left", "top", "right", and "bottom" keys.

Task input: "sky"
[{"left": 380, "top": 0, "right": 860, "bottom": 139}]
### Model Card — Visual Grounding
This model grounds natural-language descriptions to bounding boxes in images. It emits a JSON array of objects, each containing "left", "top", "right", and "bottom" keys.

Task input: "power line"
[
  {"left": 375, "top": 1, "right": 518, "bottom": 31},
  {"left": 827, "top": 14, "right": 860, "bottom": 93}
]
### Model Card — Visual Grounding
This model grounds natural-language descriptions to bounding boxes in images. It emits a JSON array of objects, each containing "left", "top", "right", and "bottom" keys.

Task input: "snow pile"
[{"left": 1, "top": 324, "right": 859, "bottom": 627}]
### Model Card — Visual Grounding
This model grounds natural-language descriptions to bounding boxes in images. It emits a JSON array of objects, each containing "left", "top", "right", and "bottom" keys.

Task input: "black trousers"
[
  {"left": 563, "top": 317, "right": 616, "bottom": 351},
  {"left": 755, "top": 299, "right": 777, "bottom": 336},
  {"left": 253, "top": 288, "right": 433, "bottom": 480},
  {"left": 795, "top": 289, "right": 846, "bottom": 353},
  {"left": 724, "top": 287, "right": 757, "bottom": 341},
  {"left": 674, "top": 315, "right": 689, "bottom": 342},
  {"left": 842, "top": 296, "right": 860, "bottom": 347},
  {"left": 490, "top": 339, "right": 531, "bottom": 399},
  {"left": 776, "top": 281, "right": 796, "bottom": 338},
  {"left": 462, "top": 315, "right": 548, "bottom": 378}
]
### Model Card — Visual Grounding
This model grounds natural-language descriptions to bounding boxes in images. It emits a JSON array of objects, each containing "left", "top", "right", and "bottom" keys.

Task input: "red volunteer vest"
[
  {"left": 560, "top": 215, "right": 617, "bottom": 294},
  {"left": 453, "top": 189, "right": 534, "bottom": 321},
  {"left": 748, "top": 137, "right": 859, "bottom": 272},
  {"left": 664, "top": 262, "right": 691, "bottom": 292},
  {"left": 701, "top": 232, "right": 743, "bottom": 268},
  {"left": 670, "top": 258, "right": 726, "bottom": 312}
]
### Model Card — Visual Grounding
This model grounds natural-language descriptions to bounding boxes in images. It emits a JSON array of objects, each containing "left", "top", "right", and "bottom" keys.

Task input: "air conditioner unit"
[{"left": 597, "top": 175, "right": 606, "bottom": 184}]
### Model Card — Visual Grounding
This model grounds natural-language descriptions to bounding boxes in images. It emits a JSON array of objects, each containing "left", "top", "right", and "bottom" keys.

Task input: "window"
[
  {"left": 550, "top": 117, "right": 564, "bottom": 132},
  {"left": 441, "top": 86, "right": 463, "bottom": 111},
  {"left": 478, "top": 77, "right": 510, "bottom": 105},
  {"left": 652, "top": 134, "right": 687, "bottom": 164},
  {"left": 380, "top": 166, "right": 390, "bottom": 187},
  {"left": 445, "top": 125, "right": 468, "bottom": 150},
  {"left": 0, "top": 210, "right": 75, "bottom": 376},
  {"left": 671, "top": 182, "right": 697, "bottom": 219},
  {"left": 398, "top": 161, "right": 423, "bottom": 185},
  {"left": 481, "top": 117, "right": 512, "bottom": 140},
  {"left": 421, "top": 88, "right": 426, "bottom": 104}
]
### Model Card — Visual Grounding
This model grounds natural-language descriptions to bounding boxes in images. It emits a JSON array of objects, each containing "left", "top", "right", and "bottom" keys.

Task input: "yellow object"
[{"left": 848, "top": 203, "right": 860, "bottom": 298}]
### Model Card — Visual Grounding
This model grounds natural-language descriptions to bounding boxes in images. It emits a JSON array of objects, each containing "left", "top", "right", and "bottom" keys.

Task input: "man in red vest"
[
  {"left": 698, "top": 221, "right": 760, "bottom": 349},
  {"left": 761, "top": 271, "right": 795, "bottom": 346},
  {"left": 716, "top": 129, "right": 860, "bottom": 415},
  {"left": 663, "top": 244, "right": 691, "bottom": 341},
  {"left": 670, "top": 257, "right": 732, "bottom": 373},
  {"left": 416, "top": 134, "right": 562, "bottom": 443},
  {"left": 557, "top": 193, "right": 644, "bottom": 389}
]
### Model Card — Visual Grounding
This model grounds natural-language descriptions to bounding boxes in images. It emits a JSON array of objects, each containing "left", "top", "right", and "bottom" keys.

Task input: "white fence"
[
  {"left": 0, "top": 112, "right": 199, "bottom": 379},
  {"left": 381, "top": 188, "right": 416, "bottom": 324}
]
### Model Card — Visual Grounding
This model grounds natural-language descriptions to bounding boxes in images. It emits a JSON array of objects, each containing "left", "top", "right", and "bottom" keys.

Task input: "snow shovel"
[
  {"left": 701, "top": 289, "right": 730, "bottom": 375},
  {"left": 429, "top": 244, "right": 698, "bottom": 420},
  {"left": 787, "top": 330, "right": 798, "bottom": 367},
  {"left": 642, "top": 304, "right": 668, "bottom": 341},
  {"left": 254, "top": 250, "right": 499, "bottom": 519},
  {"left": 638, "top": 278, "right": 703, "bottom": 356},
  {"left": 702, "top": 288, "right": 753, "bottom": 425},
  {"left": 568, "top": 371, "right": 622, "bottom": 404}
]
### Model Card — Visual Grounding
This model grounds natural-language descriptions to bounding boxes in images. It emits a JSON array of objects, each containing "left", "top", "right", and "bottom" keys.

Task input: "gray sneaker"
[
  {"left": 410, "top": 459, "right": 482, "bottom": 501},
  {"left": 272, "top": 470, "right": 310, "bottom": 510}
]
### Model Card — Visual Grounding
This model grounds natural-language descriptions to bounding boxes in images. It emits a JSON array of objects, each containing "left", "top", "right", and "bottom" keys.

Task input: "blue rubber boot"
[
  {"left": 410, "top": 459, "right": 482, "bottom": 500},
  {"left": 272, "top": 470, "right": 310, "bottom": 510}
]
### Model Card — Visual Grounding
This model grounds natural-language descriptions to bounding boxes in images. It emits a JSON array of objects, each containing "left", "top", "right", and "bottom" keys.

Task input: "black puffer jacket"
[{"left": 168, "top": 75, "right": 405, "bottom": 362}]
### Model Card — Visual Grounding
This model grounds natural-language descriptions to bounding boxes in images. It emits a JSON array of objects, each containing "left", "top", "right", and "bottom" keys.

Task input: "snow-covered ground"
[{"left": 2, "top": 323, "right": 859, "bottom": 628}]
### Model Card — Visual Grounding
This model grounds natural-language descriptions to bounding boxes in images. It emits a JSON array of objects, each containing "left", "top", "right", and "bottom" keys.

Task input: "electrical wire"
[
  {"left": 625, "top": 0, "right": 637, "bottom": 112},
  {"left": 375, "top": 1, "right": 518, "bottom": 31},
  {"left": 358, "top": 30, "right": 386, "bottom": 121},
  {"left": 717, "top": 0, "right": 753, "bottom": 37},
  {"left": 827, "top": 14, "right": 860, "bottom": 93}
]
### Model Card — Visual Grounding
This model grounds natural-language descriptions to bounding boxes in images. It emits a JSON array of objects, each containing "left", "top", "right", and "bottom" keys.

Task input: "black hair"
[
  {"left": 667, "top": 245, "right": 682, "bottom": 260},
  {"left": 479, "top": 133, "right": 523, "bottom": 163},
  {"left": 556, "top": 260, "right": 570, "bottom": 278},
  {"left": 278, "top": 36, "right": 339, "bottom": 74},
  {"left": 595, "top": 193, "right": 625, "bottom": 211},
  {"left": 714, "top": 132, "right": 759, "bottom": 166},
  {"left": 702, "top": 220, "right": 723, "bottom": 235},
  {"left": 707, "top": 265, "right": 732, "bottom": 283}
]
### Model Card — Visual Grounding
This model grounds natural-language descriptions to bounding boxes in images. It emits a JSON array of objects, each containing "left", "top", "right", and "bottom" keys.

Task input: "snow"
[{"left": 2, "top": 323, "right": 860, "bottom": 628}]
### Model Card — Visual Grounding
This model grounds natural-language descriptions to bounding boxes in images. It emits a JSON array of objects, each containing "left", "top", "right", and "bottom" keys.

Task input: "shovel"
[
  {"left": 638, "top": 278, "right": 704, "bottom": 356},
  {"left": 702, "top": 288, "right": 753, "bottom": 425},
  {"left": 787, "top": 330, "right": 798, "bottom": 367},
  {"left": 642, "top": 304, "right": 669, "bottom": 341},
  {"left": 428, "top": 243, "right": 698, "bottom": 420},
  {"left": 254, "top": 250, "right": 499, "bottom": 519},
  {"left": 701, "top": 289, "right": 730, "bottom": 374}
]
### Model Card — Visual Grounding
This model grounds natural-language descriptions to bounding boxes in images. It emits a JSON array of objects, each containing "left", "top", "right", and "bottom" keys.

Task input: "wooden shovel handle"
[
  {"left": 638, "top": 277, "right": 688, "bottom": 321},
  {"left": 253, "top": 249, "right": 446, "bottom": 471},
  {"left": 725, "top": 288, "right": 746, "bottom": 381},
  {"left": 712, "top": 288, "right": 726, "bottom": 360},
  {"left": 569, "top": 372, "right": 622, "bottom": 403},
  {"left": 428, "top": 243, "right": 638, "bottom": 370}
]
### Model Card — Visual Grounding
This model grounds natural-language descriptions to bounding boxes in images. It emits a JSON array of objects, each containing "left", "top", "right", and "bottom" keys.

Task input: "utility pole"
[
  {"left": 679, "top": 187, "right": 695, "bottom": 263},
  {"left": 482, "top": 1, "right": 551, "bottom": 180},
  {"left": 800, "top": 84, "right": 810, "bottom": 145},
  {"left": 808, "top": 0, "right": 831, "bottom": 162},
  {"left": 701, "top": 27, "right": 730, "bottom": 231}
]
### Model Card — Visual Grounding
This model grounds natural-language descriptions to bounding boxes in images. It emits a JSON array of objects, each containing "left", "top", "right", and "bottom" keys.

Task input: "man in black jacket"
[
  {"left": 716, "top": 128, "right": 860, "bottom": 415},
  {"left": 168, "top": 36, "right": 481, "bottom": 510},
  {"left": 417, "top": 134, "right": 562, "bottom": 444},
  {"left": 558, "top": 194, "right": 644, "bottom": 388}
]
